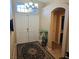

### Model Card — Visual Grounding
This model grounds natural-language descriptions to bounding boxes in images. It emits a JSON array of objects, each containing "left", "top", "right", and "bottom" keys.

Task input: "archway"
[
  {"left": 52, "top": 7, "right": 65, "bottom": 45},
  {"left": 49, "top": 7, "right": 66, "bottom": 58}
]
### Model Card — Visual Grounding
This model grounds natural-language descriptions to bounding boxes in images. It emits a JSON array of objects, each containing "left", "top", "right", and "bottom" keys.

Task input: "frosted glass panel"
[
  {"left": 34, "top": 3, "right": 38, "bottom": 8},
  {"left": 21, "top": 8, "right": 25, "bottom": 12},
  {"left": 29, "top": 2, "right": 33, "bottom": 6},
  {"left": 25, "top": 3, "right": 29, "bottom": 8},
  {"left": 17, "top": 7, "right": 20, "bottom": 12},
  {"left": 16, "top": 2, "right": 38, "bottom": 13}
]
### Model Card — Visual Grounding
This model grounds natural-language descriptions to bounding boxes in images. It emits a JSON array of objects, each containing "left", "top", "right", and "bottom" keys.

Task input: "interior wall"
[
  {"left": 48, "top": 13, "right": 55, "bottom": 48},
  {"left": 10, "top": 0, "right": 12, "bottom": 19},
  {"left": 54, "top": 10, "right": 65, "bottom": 44},
  {"left": 58, "top": 13, "right": 65, "bottom": 44},
  {"left": 65, "top": 20, "right": 69, "bottom": 52},
  {"left": 10, "top": 0, "right": 17, "bottom": 59},
  {"left": 61, "top": 8, "right": 69, "bottom": 57},
  {"left": 40, "top": 2, "right": 68, "bottom": 31},
  {"left": 10, "top": 0, "right": 13, "bottom": 59},
  {"left": 55, "top": 14, "right": 60, "bottom": 42},
  {"left": 10, "top": 32, "right": 16, "bottom": 59}
]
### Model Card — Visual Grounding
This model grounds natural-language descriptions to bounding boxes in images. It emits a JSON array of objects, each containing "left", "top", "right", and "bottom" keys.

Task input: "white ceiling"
[
  {"left": 38, "top": 0, "right": 51, "bottom": 3},
  {"left": 36, "top": 0, "right": 68, "bottom": 4},
  {"left": 16, "top": 0, "right": 69, "bottom": 4},
  {"left": 16, "top": 0, "right": 50, "bottom": 3}
]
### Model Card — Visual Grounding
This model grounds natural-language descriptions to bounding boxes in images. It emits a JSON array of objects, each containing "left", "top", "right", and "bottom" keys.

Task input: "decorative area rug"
[{"left": 17, "top": 41, "right": 55, "bottom": 59}]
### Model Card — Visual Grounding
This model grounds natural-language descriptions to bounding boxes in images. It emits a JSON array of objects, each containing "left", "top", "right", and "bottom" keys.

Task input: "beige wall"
[
  {"left": 65, "top": 20, "right": 69, "bottom": 52},
  {"left": 10, "top": 0, "right": 16, "bottom": 58},
  {"left": 54, "top": 10, "right": 65, "bottom": 43},
  {"left": 61, "top": 8, "right": 69, "bottom": 56},
  {"left": 10, "top": 32, "right": 16, "bottom": 59},
  {"left": 10, "top": 0, "right": 12, "bottom": 19},
  {"left": 40, "top": 2, "right": 68, "bottom": 31}
]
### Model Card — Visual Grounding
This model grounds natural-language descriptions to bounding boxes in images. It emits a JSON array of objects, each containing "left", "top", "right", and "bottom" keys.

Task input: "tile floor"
[{"left": 47, "top": 46, "right": 62, "bottom": 59}]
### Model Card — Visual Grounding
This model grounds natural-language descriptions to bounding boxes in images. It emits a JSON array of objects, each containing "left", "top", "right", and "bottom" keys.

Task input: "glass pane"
[
  {"left": 29, "top": 2, "right": 33, "bottom": 6},
  {"left": 25, "top": 8, "right": 28, "bottom": 13},
  {"left": 16, "top": 2, "right": 38, "bottom": 13},
  {"left": 17, "top": 7, "right": 20, "bottom": 12},
  {"left": 17, "top": 5, "right": 21, "bottom": 8},
  {"left": 28, "top": 8, "right": 32, "bottom": 12},
  {"left": 34, "top": 3, "right": 38, "bottom": 8},
  {"left": 25, "top": 3, "right": 29, "bottom": 8},
  {"left": 20, "top": 5, "right": 25, "bottom": 9},
  {"left": 20, "top": 8, "right": 25, "bottom": 12},
  {"left": 31, "top": 5, "right": 35, "bottom": 8}
]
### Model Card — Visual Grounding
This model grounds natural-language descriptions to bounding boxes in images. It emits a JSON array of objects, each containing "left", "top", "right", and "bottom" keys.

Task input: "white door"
[
  {"left": 15, "top": 13, "right": 29, "bottom": 44},
  {"left": 29, "top": 15, "right": 39, "bottom": 42}
]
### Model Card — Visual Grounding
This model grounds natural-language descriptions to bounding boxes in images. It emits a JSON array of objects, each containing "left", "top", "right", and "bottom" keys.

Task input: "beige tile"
[{"left": 47, "top": 46, "right": 62, "bottom": 59}]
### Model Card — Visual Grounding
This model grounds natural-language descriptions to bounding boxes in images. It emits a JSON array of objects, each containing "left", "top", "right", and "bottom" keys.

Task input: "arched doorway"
[
  {"left": 52, "top": 8, "right": 65, "bottom": 45},
  {"left": 49, "top": 7, "right": 66, "bottom": 58}
]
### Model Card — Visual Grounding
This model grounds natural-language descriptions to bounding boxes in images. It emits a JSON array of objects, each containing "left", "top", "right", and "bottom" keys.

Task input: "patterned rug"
[{"left": 17, "top": 41, "right": 55, "bottom": 59}]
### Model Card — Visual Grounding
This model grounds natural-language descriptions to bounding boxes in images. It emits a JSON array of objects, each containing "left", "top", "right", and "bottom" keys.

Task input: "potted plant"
[{"left": 40, "top": 30, "right": 48, "bottom": 47}]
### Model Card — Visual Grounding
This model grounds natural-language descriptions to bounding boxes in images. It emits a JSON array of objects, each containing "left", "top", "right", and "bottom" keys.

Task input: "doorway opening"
[
  {"left": 49, "top": 7, "right": 65, "bottom": 58},
  {"left": 51, "top": 7, "right": 65, "bottom": 46}
]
